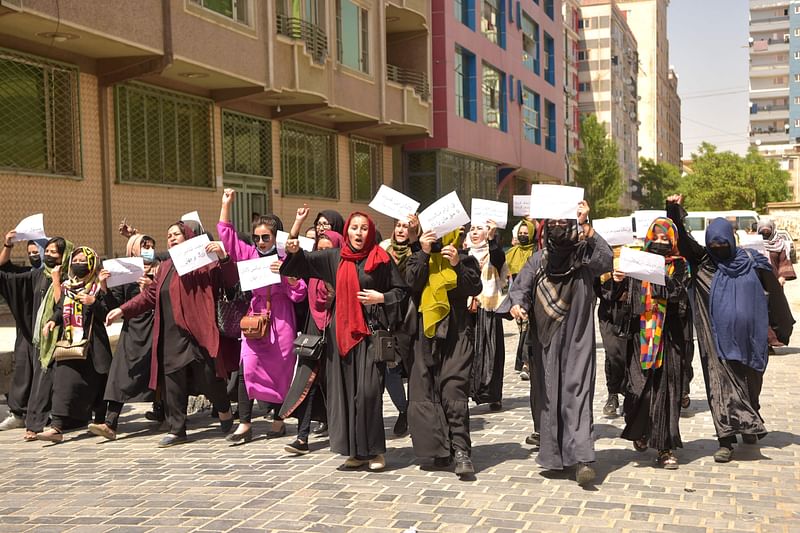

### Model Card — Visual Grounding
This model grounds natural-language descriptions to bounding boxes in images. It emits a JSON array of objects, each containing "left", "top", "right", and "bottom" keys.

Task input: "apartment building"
[
  {"left": 749, "top": 0, "right": 800, "bottom": 200},
  {"left": 576, "top": 0, "right": 639, "bottom": 209},
  {"left": 0, "top": 0, "right": 431, "bottom": 259},
  {"left": 402, "top": 0, "right": 565, "bottom": 209},
  {"left": 666, "top": 67, "right": 682, "bottom": 170},
  {"left": 564, "top": 0, "right": 582, "bottom": 182}
]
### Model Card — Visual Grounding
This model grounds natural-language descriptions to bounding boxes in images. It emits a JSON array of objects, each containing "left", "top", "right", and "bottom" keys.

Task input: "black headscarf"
[{"left": 314, "top": 210, "right": 345, "bottom": 235}]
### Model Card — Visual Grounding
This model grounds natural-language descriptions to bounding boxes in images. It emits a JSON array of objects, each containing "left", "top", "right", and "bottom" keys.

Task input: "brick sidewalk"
[{"left": 0, "top": 289, "right": 799, "bottom": 532}]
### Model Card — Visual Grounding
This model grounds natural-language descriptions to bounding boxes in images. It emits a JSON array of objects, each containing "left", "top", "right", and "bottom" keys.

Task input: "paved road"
[{"left": 1, "top": 284, "right": 799, "bottom": 532}]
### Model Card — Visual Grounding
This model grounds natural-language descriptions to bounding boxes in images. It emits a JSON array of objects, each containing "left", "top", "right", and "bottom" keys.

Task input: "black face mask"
[
  {"left": 71, "top": 263, "right": 90, "bottom": 279},
  {"left": 648, "top": 242, "right": 673, "bottom": 256},
  {"left": 28, "top": 254, "right": 42, "bottom": 268},
  {"left": 43, "top": 255, "right": 59, "bottom": 269},
  {"left": 548, "top": 225, "right": 570, "bottom": 245},
  {"left": 760, "top": 231, "right": 771, "bottom": 241},
  {"left": 518, "top": 235, "right": 530, "bottom": 246},
  {"left": 709, "top": 244, "right": 733, "bottom": 261}
]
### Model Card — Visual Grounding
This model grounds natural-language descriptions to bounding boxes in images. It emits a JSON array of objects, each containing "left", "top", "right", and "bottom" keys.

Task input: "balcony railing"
[
  {"left": 387, "top": 64, "right": 430, "bottom": 101},
  {"left": 276, "top": 15, "right": 328, "bottom": 64},
  {"left": 751, "top": 104, "right": 790, "bottom": 114},
  {"left": 749, "top": 15, "right": 789, "bottom": 25}
]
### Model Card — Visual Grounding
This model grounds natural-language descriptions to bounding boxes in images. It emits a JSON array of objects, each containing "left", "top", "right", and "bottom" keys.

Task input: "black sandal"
[{"left": 633, "top": 437, "right": 648, "bottom": 452}]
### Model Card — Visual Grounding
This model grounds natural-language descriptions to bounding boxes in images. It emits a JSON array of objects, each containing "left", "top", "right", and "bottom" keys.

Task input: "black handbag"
[
  {"left": 369, "top": 306, "right": 397, "bottom": 364},
  {"left": 294, "top": 320, "right": 327, "bottom": 361},
  {"left": 217, "top": 283, "right": 251, "bottom": 339}
]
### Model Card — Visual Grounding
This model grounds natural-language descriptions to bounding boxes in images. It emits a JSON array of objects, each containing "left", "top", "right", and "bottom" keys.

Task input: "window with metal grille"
[
  {"left": 522, "top": 87, "right": 541, "bottom": 145},
  {"left": 522, "top": 12, "right": 540, "bottom": 75},
  {"left": 482, "top": 62, "right": 507, "bottom": 131},
  {"left": 222, "top": 110, "right": 272, "bottom": 179},
  {"left": 115, "top": 83, "right": 213, "bottom": 188},
  {"left": 455, "top": 46, "right": 477, "bottom": 121},
  {"left": 189, "top": 0, "right": 250, "bottom": 25},
  {"left": 350, "top": 138, "right": 382, "bottom": 202},
  {"left": 337, "top": 0, "right": 369, "bottom": 73},
  {"left": 280, "top": 121, "right": 338, "bottom": 198},
  {"left": 0, "top": 49, "right": 80, "bottom": 176},
  {"left": 406, "top": 151, "right": 496, "bottom": 209}
]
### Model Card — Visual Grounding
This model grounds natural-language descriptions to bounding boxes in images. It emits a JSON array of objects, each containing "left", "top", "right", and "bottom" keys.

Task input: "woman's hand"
[
  {"left": 118, "top": 219, "right": 137, "bottom": 238},
  {"left": 42, "top": 320, "right": 56, "bottom": 336},
  {"left": 270, "top": 259, "right": 283, "bottom": 274},
  {"left": 419, "top": 230, "right": 437, "bottom": 254},
  {"left": 357, "top": 289, "right": 384, "bottom": 305},
  {"left": 666, "top": 194, "right": 683, "bottom": 206},
  {"left": 206, "top": 242, "right": 227, "bottom": 260},
  {"left": 222, "top": 188, "right": 235, "bottom": 206},
  {"left": 612, "top": 270, "right": 627, "bottom": 283},
  {"left": 106, "top": 308, "right": 123, "bottom": 326},
  {"left": 295, "top": 204, "right": 310, "bottom": 224},
  {"left": 486, "top": 219, "right": 498, "bottom": 240},
  {"left": 441, "top": 245, "right": 460, "bottom": 267},
  {"left": 285, "top": 238, "right": 300, "bottom": 254},
  {"left": 137, "top": 276, "right": 153, "bottom": 290},
  {"left": 77, "top": 293, "right": 97, "bottom": 306},
  {"left": 98, "top": 269, "right": 110, "bottom": 291},
  {"left": 577, "top": 201, "right": 590, "bottom": 225},
  {"left": 510, "top": 305, "right": 528, "bottom": 322},
  {"left": 408, "top": 215, "right": 420, "bottom": 243},
  {"left": 4, "top": 230, "right": 16, "bottom": 247},
  {"left": 51, "top": 265, "right": 61, "bottom": 282}
]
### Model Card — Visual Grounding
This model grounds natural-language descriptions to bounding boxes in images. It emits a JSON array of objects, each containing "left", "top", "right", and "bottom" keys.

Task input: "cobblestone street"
[{"left": 1, "top": 284, "right": 799, "bottom": 533}]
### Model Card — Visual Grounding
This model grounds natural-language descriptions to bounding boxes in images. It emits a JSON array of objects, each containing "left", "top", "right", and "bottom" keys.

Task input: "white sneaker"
[{"left": 0, "top": 414, "right": 25, "bottom": 431}]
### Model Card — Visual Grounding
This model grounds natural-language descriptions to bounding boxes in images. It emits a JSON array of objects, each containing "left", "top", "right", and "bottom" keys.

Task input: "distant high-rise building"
[
  {"left": 564, "top": 0, "right": 582, "bottom": 182},
  {"left": 749, "top": 0, "right": 800, "bottom": 201},
  {"left": 577, "top": 0, "right": 640, "bottom": 209},
  {"left": 616, "top": 0, "right": 678, "bottom": 166},
  {"left": 666, "top": 67, "right": 682, "bottom": 169}
]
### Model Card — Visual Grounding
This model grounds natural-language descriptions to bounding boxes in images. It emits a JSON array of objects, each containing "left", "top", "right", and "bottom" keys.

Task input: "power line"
[
  {"left": 682, "top": 116, "right": 751, "bottom": 141},
  {"left": 680, "top": 86, "right": 748, "bottom": 98}
]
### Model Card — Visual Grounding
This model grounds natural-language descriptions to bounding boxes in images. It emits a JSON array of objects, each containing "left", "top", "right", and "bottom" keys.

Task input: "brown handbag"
[
  {"left": 239, "top": 287, "right": 271, "bottom": 339},
  {"left": 53, "top": 321, "right": 93, "bottom": 362}
]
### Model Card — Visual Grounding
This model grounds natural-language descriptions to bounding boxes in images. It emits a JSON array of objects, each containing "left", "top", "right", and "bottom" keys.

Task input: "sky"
[{"left": 668, "top": 0, "right": 750, "bottom": 157}]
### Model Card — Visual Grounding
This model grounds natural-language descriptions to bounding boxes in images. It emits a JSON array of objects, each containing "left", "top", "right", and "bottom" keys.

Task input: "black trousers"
[
  {"left": 294, "top": 384, "right": 320, "bottom": 441},
  {"left": 8, "top": 335, "right": 36, "bottom": 418},
  {"left": 105, "top": 400, "right": 123, "bottom": 430},
  {"left": 599, "top": 319, "right": 627, "bottom": 395},
  {"left": 164, "top": 357, "right": 231, "bottom": 435},
  {"left": 236, "top": 362, "right": 283, "bottom": 424}
]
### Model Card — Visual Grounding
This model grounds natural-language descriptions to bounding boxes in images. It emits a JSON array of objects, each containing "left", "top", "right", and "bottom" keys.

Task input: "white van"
[{"left": 684, "top": 210, "right": 760, "bottom": 245}]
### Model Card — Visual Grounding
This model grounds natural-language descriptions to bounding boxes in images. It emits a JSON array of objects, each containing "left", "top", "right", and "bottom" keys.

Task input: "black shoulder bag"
[
  {"left": 293, "top": 314, "right": 327, "bottom": 361},
  {"left": 369, "top": 306, "right": 397, "bottom": 364}
]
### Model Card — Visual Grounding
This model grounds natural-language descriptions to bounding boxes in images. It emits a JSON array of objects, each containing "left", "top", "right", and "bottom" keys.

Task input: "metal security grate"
[
  {"left": 405, "top": 151, "right": 438, "bottom": 209},
  {"left": 0, "top": 48, "right": 80, "bottom": 176},
  {"left": 280, "top": 121, "right": 337, "bottom": 199},
  {"left": 438, "top": 151, "right": 497, "bottom": 205},
  {"left": 222, "top": 110, "right": 272, "bottom": 179},
  {"left": 115, "top": 83, "right": 213, "bottom": 188},
  {"left": 350, "top": 137, "right": 381, "bottom": 202}
]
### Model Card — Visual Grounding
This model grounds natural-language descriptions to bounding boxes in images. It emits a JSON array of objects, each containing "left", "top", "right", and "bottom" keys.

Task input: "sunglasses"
[
  {"left": 252, "top": 234, "right": 272, "bottom": 243},
  {"left": 546, "top": 221, "right": 570, "bottom": 228},
  {"left": 316, "top": 221, "right": 331, "bottom": 228}
]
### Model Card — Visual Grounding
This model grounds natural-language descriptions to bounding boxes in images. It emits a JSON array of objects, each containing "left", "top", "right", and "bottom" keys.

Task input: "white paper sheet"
[
  {"left": 276, "top": 231, "right": 315, "bottom": 255},
  {"left": 298, "top": 235, "right": 315, "bottom": 252},
  {"left": 418, "top": 191, "right": 471, "bottom": 238},
  {"left": 102, "top": 257, "right": 145, "bottom": 289},
  {"left": 168, "top": 234, "right": 218, "bottom": 276},
  {"left": 529, "top": 185, "right": 584, "bottom": 220},
  {"left": 13, "top": 213, "right": 46, "bottom": 242},
  {"left": 633, "top": 210, "right": 666, "bottom": 238},
  {"left": 592, "top": 216, "right": 635, "bottom": 246},
  {"left": 181, "top": 211, "right": 202, "bottom": 226},
  {"left": 368, "top": 185, "right": 420, "bottom": 221},
  {"left": 471, "top": 198, "right": 508, "bottom": 229},
  {"left": 739, "top": 234, "right": 769, "bottom": 258},
  {"left": 512, "top": 195, "right": 531, "bottom": 217},
  {"left": 618, "top": 246, "right": 665, "bottom": 285},
  {"left": 236, "top": 255, "right": 281, "bottom": 291}
]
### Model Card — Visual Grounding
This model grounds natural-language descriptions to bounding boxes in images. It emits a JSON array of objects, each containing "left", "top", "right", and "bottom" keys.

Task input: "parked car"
[{"left": 776, "top": 229, "right": 797, "bottom": 263}]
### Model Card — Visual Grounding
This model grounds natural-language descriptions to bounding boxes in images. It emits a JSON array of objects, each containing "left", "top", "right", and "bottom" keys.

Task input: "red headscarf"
[{"left": 335, "top": 212, "right": 390, "bottom": 355}]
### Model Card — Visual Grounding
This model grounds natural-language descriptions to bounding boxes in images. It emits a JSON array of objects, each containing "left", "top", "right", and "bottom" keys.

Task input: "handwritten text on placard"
[
  {"left": 418, "top": 191, "right": 471, "bottom": 238},
  {"left": 618, "top": 246, "right": 665, "bottom": 286},
  {"left": 169, "top": 234, "right": 218, "bottom": 276}
]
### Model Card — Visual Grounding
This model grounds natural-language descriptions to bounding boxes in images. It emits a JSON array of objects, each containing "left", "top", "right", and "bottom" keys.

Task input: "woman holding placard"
[
  {"left": 508, "top": 201, "right": 613, "bottom": 485},
  {"left": 467, "top": 219, "right": 509, "bottom": 411},
  {"left": 105, "top": 222, "right": 236, "bottom": 447},
  {"left": 611, "top": 218, "right": 691, "bottom": 469},
  {"left": 217, "top": 190, "right": 307, "bottom": 443},
  {"left": 666, "top": 196, "right": 793, "bottom": 464},
  {"left": 281, "top": 212, "right": 408, "bottom": 471}
]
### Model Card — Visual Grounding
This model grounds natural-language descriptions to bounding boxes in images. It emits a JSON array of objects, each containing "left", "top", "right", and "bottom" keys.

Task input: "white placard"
[
  {"left": 103, "top": 257, "right": 145, "bottom": 289},
  {"left": 418, "top": 191, "right": 471, "bottom": 238},
  {"left": 618, "top": 246, "right": 665, "bottom": 286},
  {"left": 512, "top": 195, "right": 531, "bottom": 217},
  {"left": 276, "top": 231, "right": 315, "bottom": 255},
  {"left": 633, "top": 210, "right": 666, "bottom": 238},
  {"left": 12, "top": 213, "right": 46, "bottom": 242},
  {"left": 592, "top": 216, "right": 635, "bottom": 246},
  {"left": 168, "top": 234, "right": 218, "bottom": 276},
  {"left": 181, "top": 211, "right": 202, "bottom": 226},
  {"left": 739, "top": 234, "right": 769, "bottom": 258},
  {"left": 368, "top": 185, "right": 420, "bottom": 221},
  {"left": 471, "top": 198, "right": 508, "bottom": 229},
  {"left": 236, "top": 255, "right": 281, "bottom": 291},
  {"left": 529, "top": 185, "right": 584, "bottom": 220}
]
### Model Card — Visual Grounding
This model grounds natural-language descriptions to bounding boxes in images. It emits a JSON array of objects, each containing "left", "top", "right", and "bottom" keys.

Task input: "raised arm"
[
  {"left": 1, "top": 230, "right": 17, "bottom": 266},
  {"left": 665, "top": 195, "right": 705, "bottom": 268}
]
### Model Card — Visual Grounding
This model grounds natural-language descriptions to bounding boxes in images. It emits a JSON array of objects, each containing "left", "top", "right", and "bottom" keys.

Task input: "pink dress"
[{"left": 218, "top": 221, "right": 307, "bottom": 403}]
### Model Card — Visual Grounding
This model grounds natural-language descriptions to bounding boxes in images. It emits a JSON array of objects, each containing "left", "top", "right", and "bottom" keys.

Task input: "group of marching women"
[{"left": 0, "top": 191, "right": 794, "bottom": 485}]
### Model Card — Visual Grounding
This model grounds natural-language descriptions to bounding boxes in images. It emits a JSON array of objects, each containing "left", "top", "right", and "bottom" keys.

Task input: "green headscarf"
[
  {"left": 420, "top": 229, "right": 461, "bottom": 338},
  {"left": 33, "top": 238, "right": 74, "bottom": 368},
  {"left": 505, "top": 219, "right": 536, "bottom": 275}
]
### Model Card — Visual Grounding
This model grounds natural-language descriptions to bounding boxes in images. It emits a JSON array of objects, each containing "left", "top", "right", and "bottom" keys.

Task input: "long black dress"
[
  {"left": 0, "top": 267, "right": 55, "bottom": 432},
  {"left": 104, "top": 281, "right": 155, "bottom": 405},
  {"left": 49, "top": 292, "right": 115, "bottom": 427},
  {"left": 667, "top": 203, "right": 794, "bottom": 444},
  {"left": 281, "top": 248, "right": 407, "bottom": 458},
  {"left": 405, "top": 249, "right": 482, "bottom": 458},
  {"left": 595, "top": 277, "right": 632, "bottom": 398},
  {"left": 0, "top": 262, "right": 35, "bottom": 421},
  {"left": 618, "top": 265, "right": 691, "bottom": 451},
  {"left": 468, "top": 239, "right": 507, "bottom": 405}
]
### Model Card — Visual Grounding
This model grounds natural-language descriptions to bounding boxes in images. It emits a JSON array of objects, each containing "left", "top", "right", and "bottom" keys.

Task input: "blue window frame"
[
  {"left": 455, "top": 46, "right": 478, "bottom": 121},
  {"left": 481, "top": 0, "right": 506, "bottom": 49},
  {"left": 455, "top": 0, "right": 476, "bottom": 30},
  {"left": 522, "top": 87, "right": 541, "bottom": 145},
  {"left": 545, "top": 99, "right": 556, "bottom": 152},
  {"left": 522, "top": 12, "right": 540, "bottom": 75},
  {"left": 544, "top": 0, "right": 554, "bottom": 19},
  {"left": 544, "top": 32, "right": 555, "bottom": 85}
]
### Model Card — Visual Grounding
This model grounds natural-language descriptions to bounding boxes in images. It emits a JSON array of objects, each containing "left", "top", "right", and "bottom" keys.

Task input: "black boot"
[{"left": 454, "top": 450, "right": 475, "bottom": 478}]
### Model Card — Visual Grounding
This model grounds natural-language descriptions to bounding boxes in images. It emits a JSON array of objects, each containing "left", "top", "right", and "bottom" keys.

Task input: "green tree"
[
  {"left": 683, "top": 142, "right": 790, "bottom": 212},
  {"left": 572, "top": 114, "right": 622, "bottom": 218},
  {"left": 638, "top": 158, "right": 681, "bottom": 210}
]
